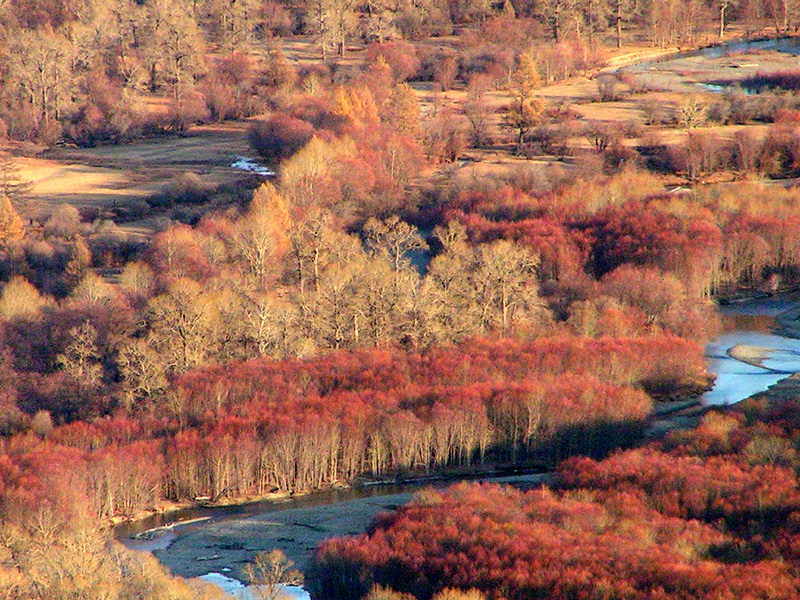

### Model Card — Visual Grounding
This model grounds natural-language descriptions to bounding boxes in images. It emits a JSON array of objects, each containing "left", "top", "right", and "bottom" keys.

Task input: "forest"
[
  {"left": 311, "top": 396, "right": 800, "bottom": 600},
  {"left": 2, "top": 0, "right": 800, "bottom": 598}
]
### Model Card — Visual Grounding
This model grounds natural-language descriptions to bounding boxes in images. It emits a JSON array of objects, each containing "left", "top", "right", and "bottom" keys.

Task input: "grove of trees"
[
  {"left": 310, "top": 395, "right": 800, "bottom": 600},
  {"left": 3, "top": 0, "right": 800, "bottom": 597}
]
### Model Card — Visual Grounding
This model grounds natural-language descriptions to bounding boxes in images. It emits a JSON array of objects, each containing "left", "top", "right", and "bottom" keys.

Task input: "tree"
[
  {"left": 503, "top": 55, "right": 544, "bottom": 153},
  {"left": 44, "top": 204, "right": 81, "bottom": 239},
  {"left": 718, "top": 0, "right": 740, "bottom": 37},
  {"left": 5, "top": 28, "right": 74, "bottom": 129},
  {"left": 232, "top": 184, "right": 291, "bottom": 282},
  {"left": 279, "top": 136, "right": 343, "bottom": 210},
  {"left": 205, "top": 0, "right": 260, "bottom": 50},
  {"left": 0, "top": 276, "right": 48, "bottom": 320},
  {"left": 469, "top": 240, "right": 543, "bottom": 334},
  {"left": 243, "top": 549, "right": 304, "bottom": 600},
  {"left": 0, "top": 154, "right": 32, "bottom": 206},
  {"left": 464, "top": 80, "right": 492, "bottom": 147},
  {"left": 146, "top": 278, "right": 220, "bottom": 374},
  {"left": 30, "top": 410, "right": 53, "bottom": 437},
  {"left": 609, "top": 0, "right": 635, "bottom": 47},
  {"left": 70, "top": 273, "right": 116, "bottom": 305},
  {"left": 56, "top": 321, "right": 104, "bottom": 390},
  {"left": 117, "top": 339, "right": 169, "bottom": 409},
  {"left": 329, "top": 0, "right": 359, "bottom": 56},
  {"left": 383, "top": 83, "right": 421, "bottom": 138},
  {"left": 306, "top": 0, "right": 334, "bottom": 59},
  {"left": 0, "top": 195, "right": 25, "bottom": 247},
  {"left": 764, "top": 0, "right": 800, "bottom": 34},
  {"left": 536, "top": 0, "right": 577, "bottom": 40},
  {"left": 362, "top": 0, "right": 401, "bottom": 42},
  {"left": 140, "top": 0, "right": 206, "bottom": 94},
  {"left": 363, "top": 216, "right": 427, "bottom": 276},
  {"left": 65, "top": 235, "right": 92, "bottom": 284},
  {"left": 678, "top": 95, "right": 706, "bottom": 130},
  {"left": 248, "top": 115, "right": 314, "bottom": 165}
]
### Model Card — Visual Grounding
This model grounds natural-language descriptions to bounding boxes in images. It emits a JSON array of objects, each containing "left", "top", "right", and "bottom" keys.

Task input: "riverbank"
[
  {"left": 150, "top": 473, "right": 548, "bottom": 581},
  {"left": 776, "top": 302, "right": 800, "bottom": 339},
  {"left": 126, "top": 295, "right": 800, "bottom": 597}
]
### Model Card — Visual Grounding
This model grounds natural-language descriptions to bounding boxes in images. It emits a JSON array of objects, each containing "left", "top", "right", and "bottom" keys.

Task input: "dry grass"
[
  {"left": 6, "top": 33, "right": 800, "bottom": 238},
  {"left": 14, "top": 122, "right": 256, "bottom": 238}
]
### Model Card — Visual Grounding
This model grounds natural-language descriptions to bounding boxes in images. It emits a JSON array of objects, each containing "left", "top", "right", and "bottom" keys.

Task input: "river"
[
  {"left": 116, "top": 299, "right": 800, "bottom": 599},
  {"left": 703, "top": 297, "right": 800, "bottom": 405}
]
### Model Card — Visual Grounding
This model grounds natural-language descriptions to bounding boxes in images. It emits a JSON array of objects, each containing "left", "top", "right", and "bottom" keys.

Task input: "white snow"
[
  {"left": 200, "top": 572, "right": 310, "bottom": 600},
  {"left": 231, "top": 157, "right": 275, "bottom": 177}
]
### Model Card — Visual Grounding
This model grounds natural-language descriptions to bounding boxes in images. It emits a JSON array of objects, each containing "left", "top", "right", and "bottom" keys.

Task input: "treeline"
[
  {"left": 0, "top": 0, "right": 793, "bottom": 148},
  {"left": 11, "top": 164, "right": 800, "bottom": 449},
  {"left": 0, "top": 163, "right": 750, "bottom": 432},
  {"left": 309, "top": 394, "right": 800, "bottom": 600},
  {"left": 1, "top": 334, "right": 708, "bottom": 518},
  {"left": 432, "top": 169, "right": 800, "bottom": 300},
  {"left": 0, "top": 432, "right": 226, "bottom": 600}
]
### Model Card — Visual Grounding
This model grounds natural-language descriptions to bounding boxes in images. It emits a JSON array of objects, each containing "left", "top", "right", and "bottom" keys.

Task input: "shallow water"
[
  {"left": 622, "top": 35, "right": 800, "bottom": 74},
  {"left": 120, "top": 294, "right": 800, "bottom": 596},
  {"left": 200, "top": 572, "right": 310, "bottom": 600},
  {"left": 702, "top": 299, "right": 800, "bottom": 405}
]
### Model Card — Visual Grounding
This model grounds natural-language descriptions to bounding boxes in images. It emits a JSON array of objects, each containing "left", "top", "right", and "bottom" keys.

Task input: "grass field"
[
  {"left": 6, "top": 35, "right": 800, "bottom": 240},
  {"left": 16, "top": 121, "right": 259, "bottom": 238}
]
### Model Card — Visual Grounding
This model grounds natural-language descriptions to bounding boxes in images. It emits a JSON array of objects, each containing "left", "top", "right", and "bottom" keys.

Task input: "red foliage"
[
  {"left": 366, "top": 41, "right": 421, "bottom": 82},
  {"left": 558, "top": 447, "right": 800, "bottom": 525},
  {"left": 311, "top": 482, "right": 799, "bottom": 600},
  {"left": 248, "top": 113, "right": 315, "bottom": 165}
]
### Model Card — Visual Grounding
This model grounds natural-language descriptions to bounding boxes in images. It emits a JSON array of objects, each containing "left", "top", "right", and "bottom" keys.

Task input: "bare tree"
[
  {"left": 6, "top": 29, "right": 74, "bottom": 127},
  {"left": 56, "top": 321, "right": 104, "bottom": 390},
  {"left": 146, "top": 278, "right": 220, "bottom": 373},
  {"left": 536, "top": 0, "right": 577, "bottom": 40},
  {"left": 609, "top": 0, "right": 635, "bottom": 47},
  {"left": 140, "top": 0, "right": 206, "bottom": 94},
  {"left": 363, "top": 215, "right": 427, "bottom": 276},
  {"left": 677, "top": 95, "right": 706, "bottom": 130},
  {"left": 718, "top": 0, "right": 740, "bottom": 37}
]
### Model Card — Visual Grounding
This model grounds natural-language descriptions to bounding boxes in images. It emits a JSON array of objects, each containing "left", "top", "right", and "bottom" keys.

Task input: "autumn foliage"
[{"left": 312, "top": 396, "right": 800, "bottom": 600}]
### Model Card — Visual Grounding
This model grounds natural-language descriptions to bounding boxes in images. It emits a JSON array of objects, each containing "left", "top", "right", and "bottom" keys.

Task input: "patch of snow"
[
  {"left": 231, "top": 157, "right": 275, "bottom": 177},
  {"left": 200, "top": 572, "right": 310, "bottom": 600}
]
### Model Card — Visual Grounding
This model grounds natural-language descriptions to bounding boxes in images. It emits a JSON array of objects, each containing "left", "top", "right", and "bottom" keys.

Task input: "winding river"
[
  {"left": 117, "top": 296, "right": 800, "bottom": 599},
  {"left": 123, "top": 36, "right": 800, "bottom": 596}
]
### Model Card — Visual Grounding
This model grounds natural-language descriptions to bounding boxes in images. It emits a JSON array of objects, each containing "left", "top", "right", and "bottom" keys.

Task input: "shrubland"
[
  {"left": 3, "top": 0, "right": 800, "bottom": 597},
  {"left": 311, "top": 395, "right": 800, "bottom": 600}
]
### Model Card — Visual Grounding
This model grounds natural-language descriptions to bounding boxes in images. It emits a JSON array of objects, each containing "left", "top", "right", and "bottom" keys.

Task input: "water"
[
  {"left": 621, "top": 35, "right": 800, "bottom": 74},
  {"left": 199, "top": 572, "right": 309, "bottom": 600},
  {"left": 702, "top": 298, "right": 800, "bottom": 405},
  {"left": 118, "top": 293, "right": 800, "bottom": 596},
  {"left": 617, "top": 35, "right": 800, "bottom": 95},
  {"left": 231, "top": 157, "right": 275, "bottom": 177}
]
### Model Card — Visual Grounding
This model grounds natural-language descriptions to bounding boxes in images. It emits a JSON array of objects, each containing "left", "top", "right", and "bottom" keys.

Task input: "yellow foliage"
[{"left": 0, "top": 194, "right": 24, "bottom": 246}]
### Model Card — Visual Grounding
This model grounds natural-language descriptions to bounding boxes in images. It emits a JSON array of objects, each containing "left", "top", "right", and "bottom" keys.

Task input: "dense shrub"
[{"left": 248, "top": 114, "right": 315, "bottom": 164}]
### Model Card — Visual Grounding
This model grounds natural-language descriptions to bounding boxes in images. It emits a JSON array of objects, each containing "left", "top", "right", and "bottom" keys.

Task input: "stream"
[
  {"left": 116, "top": 298, "right": 800, "bottom": 599},
  {"left": 703, "top": 297, "right": 800, "bottom": 405}
]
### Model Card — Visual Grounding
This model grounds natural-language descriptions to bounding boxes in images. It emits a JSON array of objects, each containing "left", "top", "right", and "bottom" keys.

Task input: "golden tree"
[
  {"left": 503, "top": 55, "right": 544, "bottom": 153},
  {"left": 0, "top": 195, "right": 24, "bottom": 247}
]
